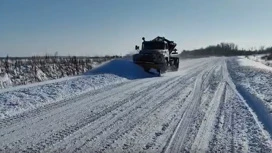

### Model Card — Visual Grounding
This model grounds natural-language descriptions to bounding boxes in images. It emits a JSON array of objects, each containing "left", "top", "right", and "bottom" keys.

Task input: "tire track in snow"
[
  {"left": 50, "top": 63, "right": 210, "bottom": 152},
  {"left": 190, "top": 82, "right": 227, "bottom": 152},
  {"left": 104, "top": 85, "right": 194, "bottom": 153},
  {"left": 0, "top": 75, "right": 177, "bottom": 134},
  {"left": 0, "top": 82, "right": 128, "bottom": 129},
  {"left": 47, "top": 72, "right": 199, "bottom": 152},
  {"left": 2, "top": 57, "right": 270, "bottom": 152},
  {"left": 0, "top": 78, "right": 165, "bottom": 139},
  {"left": 1, "top": 76, "right": 180, "bottom": 152},
  {"left": 16, "top": 75, "right": 190, "bottom": 152},
  {"left": 207, "top": 85, "right": 234, "bottom": 152},
  {"left": 0, "top": 76, "right": 171, "bottom": 130},
  {"left": 206, "top": 59, "right": 272, "bottom": 152},
  {"left": 162, "top": 60, "right": 222, "bottom": 153},
  {"left": 74, "top": 76, "right": 196, "bottom": 152},
  {"left": 163, "top": 67, "right": 211, "bottom": 153}
]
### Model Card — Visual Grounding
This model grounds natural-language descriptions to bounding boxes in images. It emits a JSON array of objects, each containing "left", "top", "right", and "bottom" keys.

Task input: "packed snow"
[{"left": 0, "top": 57, "right": 272, "bottom": 152}]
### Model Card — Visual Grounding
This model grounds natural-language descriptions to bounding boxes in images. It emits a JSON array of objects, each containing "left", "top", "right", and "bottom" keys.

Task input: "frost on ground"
[{"left": 0, "top": 57, "right": 271, "bottom": 152}]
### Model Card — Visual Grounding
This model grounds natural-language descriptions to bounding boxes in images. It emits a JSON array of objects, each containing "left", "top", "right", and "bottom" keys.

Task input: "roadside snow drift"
[
  {"left": 237, "top": 57, "right": 272, "bottom": 71},
  {"left": 0, "top": 59, "right": 156, "bottom": 119},
  {"left": 85, "top": 59, "right": 156, "bottom": 79},
  {"left": 0, "top": 74, "right": 127, "bottom": 119}
]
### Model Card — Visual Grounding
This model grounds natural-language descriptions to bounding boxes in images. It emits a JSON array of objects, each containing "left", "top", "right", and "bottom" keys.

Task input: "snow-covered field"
[{"left": 0, "top": 57, "right": 271, "bottom": 152}]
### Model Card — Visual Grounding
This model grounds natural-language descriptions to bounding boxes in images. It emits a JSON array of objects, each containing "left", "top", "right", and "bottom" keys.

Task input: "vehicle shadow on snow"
[{"left": 84, "top": 59, "right": 159, "bottom": 80}]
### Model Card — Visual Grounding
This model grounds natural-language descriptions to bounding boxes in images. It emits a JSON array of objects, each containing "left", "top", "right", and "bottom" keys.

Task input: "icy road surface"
[{"left": 0, "top": 57, "right": 272, "bottom": 152}]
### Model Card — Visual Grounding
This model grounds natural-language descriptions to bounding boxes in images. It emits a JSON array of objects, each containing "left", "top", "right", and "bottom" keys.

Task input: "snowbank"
[
  {"left": 0, "top": 74, "right": 127, "bottom": 119},
  {"left": 246, "top": 55, "right": 272, "bottom": 67},
  {"left": 228, "top": 57, "right": 272, "bottom": 116},
  {"left": 0, "top": 57, "right": 159, "bottom": 119},
  {"left": 237, "top": 57, "right": 272, "bottom": 71},
  {"left": 0, "top": 58, "right": 157, "bottom": 119},
  {"left": 85, "top": 59, "right": 156, "bottom": 79},
  {"left": 236, "top": 85, "right": 272, "bottom": 136}
]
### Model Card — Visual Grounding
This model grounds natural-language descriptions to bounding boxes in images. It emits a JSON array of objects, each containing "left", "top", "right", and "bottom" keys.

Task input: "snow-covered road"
[{"left": 0, "top": 57, "right": 272, "bottom": 152}]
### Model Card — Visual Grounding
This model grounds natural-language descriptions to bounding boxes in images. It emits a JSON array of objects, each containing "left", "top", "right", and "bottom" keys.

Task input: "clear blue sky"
[{"left": 1, "top": 0, "right": 271, "bottom": 56}]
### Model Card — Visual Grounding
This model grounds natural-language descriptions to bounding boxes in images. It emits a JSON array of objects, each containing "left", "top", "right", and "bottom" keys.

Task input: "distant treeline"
[{"left": 180, "top": 43, "right": 272, "bottom": 58}]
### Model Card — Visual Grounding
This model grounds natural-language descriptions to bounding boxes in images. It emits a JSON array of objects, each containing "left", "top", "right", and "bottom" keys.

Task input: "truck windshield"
[{"left": 143, "top": 42, "right": 165, "bottom": 50}]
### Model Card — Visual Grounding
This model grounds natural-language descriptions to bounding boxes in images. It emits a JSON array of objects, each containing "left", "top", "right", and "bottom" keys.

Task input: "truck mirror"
[{"left": 135, "top": 45, "right": 139, "bottom": 50}]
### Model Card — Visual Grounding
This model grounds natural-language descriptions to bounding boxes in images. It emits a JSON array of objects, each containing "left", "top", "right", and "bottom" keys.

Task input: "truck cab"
[{"left": 133, "top": 37, "right": 179, "bottom": 74}]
